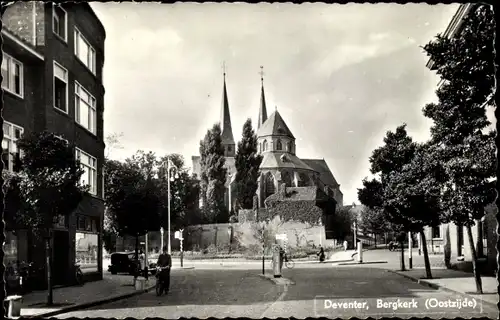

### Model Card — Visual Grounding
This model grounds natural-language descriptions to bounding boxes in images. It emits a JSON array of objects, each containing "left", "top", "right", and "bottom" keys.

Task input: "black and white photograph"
[{"left": 0, "top": 1, "right": 497, "bottom": 319}]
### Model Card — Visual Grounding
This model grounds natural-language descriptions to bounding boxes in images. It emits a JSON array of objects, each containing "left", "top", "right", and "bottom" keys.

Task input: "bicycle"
[
  {"left": 284, "top": 254, "right": 295, "bottom": 269},
  {"left": 155, "top": 266, "right": 170, "bottom": 296}
]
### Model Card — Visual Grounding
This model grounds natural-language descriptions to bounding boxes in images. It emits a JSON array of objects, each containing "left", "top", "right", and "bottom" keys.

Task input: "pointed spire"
[
  {"left": 220, "top": 62, "right": 235, "bottom": 154},
  {"left": 258, "top": 66, "right": 268, "bottom": 129}
]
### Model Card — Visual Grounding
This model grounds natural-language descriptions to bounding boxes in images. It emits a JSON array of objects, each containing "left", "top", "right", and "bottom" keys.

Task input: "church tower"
[
  {"left": 220, "top": 63, "right": 236, "bottom": 157},
  {"left": 258, "top": 66, "right": 268, "bottom": 129}
]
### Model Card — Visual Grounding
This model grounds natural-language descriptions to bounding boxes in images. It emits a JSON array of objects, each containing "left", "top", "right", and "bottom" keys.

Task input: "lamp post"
[
  {"left": 165, "top": 156, "right": 179, "bottom": 255},
  {"left": 227, "top": 226, "right": 233, "bottom": 254},
  {"left": 160, "top": 227, "right": 164, "bottom": 251}
]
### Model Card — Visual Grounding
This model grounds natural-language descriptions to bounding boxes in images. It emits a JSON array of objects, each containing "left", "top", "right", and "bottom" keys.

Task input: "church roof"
[
  {"left": 257, "top": 110, "right": 295, "bottom": 139},
  {"left": 258, "top": 80, "right": 268, "bottom": 129},
  {"left": 220, "top": 75, "right": 235, "bottom": 146},
  {"left": 301, "top": 159, "right": 339, "bottom": 187},
  {"left": 260, "top": 152, "right": 314, "bottom": 171}
]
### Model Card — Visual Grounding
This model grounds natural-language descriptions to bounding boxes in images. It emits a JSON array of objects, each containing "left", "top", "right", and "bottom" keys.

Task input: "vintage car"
[{"left": 108, "top": 251, "right": 158, "bottom": 275}]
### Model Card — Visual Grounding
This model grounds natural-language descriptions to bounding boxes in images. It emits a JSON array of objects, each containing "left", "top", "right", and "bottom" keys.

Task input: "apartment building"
[
  {"left": 2, "top": 2, "right": 106, "bottom": 285},
  {"left": 423, "top": 3, "right": 496, "bottom": 274}
]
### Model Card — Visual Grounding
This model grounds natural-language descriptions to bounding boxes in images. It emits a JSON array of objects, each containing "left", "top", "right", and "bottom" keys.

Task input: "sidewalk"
[
  {"left": 19, "top": 274, "right": 154, "bottom": 317},
  {"left": 388, "top": 268, "right": 498, "bottom": 307},
  {"left": 354, "top": 248, "right": 497, "bottom": 308}
]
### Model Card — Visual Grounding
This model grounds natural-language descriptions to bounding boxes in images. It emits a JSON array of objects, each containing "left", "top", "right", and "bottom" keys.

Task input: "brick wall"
[{"left": 2, "top": 2, "right": 38, "bottom": 46}]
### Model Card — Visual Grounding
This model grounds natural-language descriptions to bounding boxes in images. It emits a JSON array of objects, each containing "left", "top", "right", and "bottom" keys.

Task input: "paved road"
[{"left": 56, "top": 264, "right": 496, "bottom": 319}]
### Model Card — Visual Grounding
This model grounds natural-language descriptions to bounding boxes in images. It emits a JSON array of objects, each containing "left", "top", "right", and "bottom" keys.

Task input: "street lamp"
[
  {"left": 164, "top": 156, "right": 179, "bottom": 255},
  {"left": 160, "top": 227, "right": 164, "bottom": 252}
]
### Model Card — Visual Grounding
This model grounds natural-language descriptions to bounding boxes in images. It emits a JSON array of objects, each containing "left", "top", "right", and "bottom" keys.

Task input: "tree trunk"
[
  {"left": 374, "top": 233, "right": 377, "bottom": 248},
  {"left": 444, "top": 224, "right": 452, "bottom": 269},
  {"left": 45, "top": 236, "right": 53, "bottom": 305},
  {"left": 134, "top": 235, "right": 139, "bottom": 279},
  {"left": 475, "top": 219, "right": 484, "bottom": 258},
  {"left": 466, "top": 224, "right": 483, "bottom": 294},
  {"left": 420, "top": 230, "right": 433, "bottom": 279},
  {"left": 400, "top": 241, "right": 405, "bottom": 271}
]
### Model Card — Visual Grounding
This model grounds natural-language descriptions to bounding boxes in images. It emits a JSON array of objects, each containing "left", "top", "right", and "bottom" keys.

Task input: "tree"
[
  {"left": 235, "top": 118, "right": 263, "bottom": 210},
  {"left": 199, "top": 123, "right": 228, "bottom": 223},
  {"left": 104, "top": 158, "right": 160, "bottom": 268},
  {"left": 105, "top": 132, "right": 124, "bottom": 159},
  {"left": 358, "top": 206, "right": 390, "bottom": 247},
  {"left": 422, "top": 4, "right": 495, "bottom": 293},
  {"left": 362, "top": 124, "right": 418, "bottom": 271},
  {"left": 383, "top": 142, "right": 447, "bottom": 278},
  {"left": 157, "top": 154, "right": 202, "bottom": 230},
  {"left": 330, "top": 206, "right": 354, "bottom": 242},
  {"left": 8, "top": 131, "right": 87, "bottom": 305}
]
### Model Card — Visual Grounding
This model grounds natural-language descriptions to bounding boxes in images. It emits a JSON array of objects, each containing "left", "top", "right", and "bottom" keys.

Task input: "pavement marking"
[{"left": 259, "top": 283, "right": 289, "bottom": 319}]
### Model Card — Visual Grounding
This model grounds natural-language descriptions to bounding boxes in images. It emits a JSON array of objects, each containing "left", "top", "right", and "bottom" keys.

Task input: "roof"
[
  {"left": 257, "top": 110, "right": 295, "bottom": 139},
  {"left": 260, "top": 152, "right": 314, "bottom": 171},
  {"left": 285, "top": 186, "right": 330, "bottom": 202},
  {"left": 258, "top": 82, "right": 268, "bottom": 129},
  {"left": 220, "top": 76, "right": 235, "bottom": 145},
  {"left": 301, "top": 159, "right": 339, "bottom": 187}
]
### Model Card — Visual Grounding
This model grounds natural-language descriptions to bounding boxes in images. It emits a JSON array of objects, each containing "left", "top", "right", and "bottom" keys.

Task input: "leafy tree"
[
  {"left": 422, "top": 4, "right": 495, "bottom": 293},
  {"left": 199, "top": 123, "right": 228, "bottom": 223},
  {"left": 7, "top": 131, "right": 87, "bottom": 305},
  {"left": 363, "top": 124, "right": 419, "bottom": 271},
  {"left": 358, "top": 206, "right": 390, "bottom": 247},
  {"left": 105, "top": 132, "right": 124, "bottom": 159},
  {"left": 235, "top": 118, "right": 263, "bottom": 210},
  {"left": 157, "top": 154, "right": 202, "bottom": 230},
  {"left": 104, "top": 158, "right": 160, "bottom": 269},
  {"left": 330, "top": 206, "right": 354, "bottom": 242},
  {"left": 383, "top": 142, "right": 447, "bottom": 278}
]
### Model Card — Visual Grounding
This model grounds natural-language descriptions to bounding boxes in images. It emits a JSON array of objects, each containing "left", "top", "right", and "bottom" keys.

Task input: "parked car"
[
  {"left": 108, "top": 251, "right": 158, "bottom": 275},
  {"left": 108, "top": 252, "right": 139, "bottom": 275}
]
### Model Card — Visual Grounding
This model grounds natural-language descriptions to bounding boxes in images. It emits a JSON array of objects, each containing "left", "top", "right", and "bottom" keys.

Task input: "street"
[{"left": 56, "top": 263, "right": 497, "bottom": 319}]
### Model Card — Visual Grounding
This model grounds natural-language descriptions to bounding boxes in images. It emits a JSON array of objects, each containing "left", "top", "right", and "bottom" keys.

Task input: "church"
[{"left": 192, "top": 68, "right": 343, "bottom": 216}]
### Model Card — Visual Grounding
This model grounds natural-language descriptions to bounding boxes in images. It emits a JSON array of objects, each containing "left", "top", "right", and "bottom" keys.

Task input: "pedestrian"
[
  {"left": 343, "top": 240, "right": 348, "bottom": 251},
  {"left": 138, "top": 250, "right": 146, "bottom": 276},
  {"left": 156, "top": 246, "right": 172, "bottom": 294},
  {"left": 317, "top": 245, "right": 325, "bottom": 262}
]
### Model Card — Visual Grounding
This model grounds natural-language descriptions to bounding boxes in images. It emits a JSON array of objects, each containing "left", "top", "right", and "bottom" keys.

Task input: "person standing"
[
  {"left": 343, "top": 240, "right": 348, "bottom": 251},
  {"left": 317, "top": 245, "right": 325, "bottom": 262},
  {"left": 156, "top": 246, "right": 172, "bottom": 293}
]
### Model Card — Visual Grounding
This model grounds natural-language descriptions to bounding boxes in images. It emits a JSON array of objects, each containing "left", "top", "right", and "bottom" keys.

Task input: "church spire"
[
  {"left": 220, "top": 62, "right": 235, "bottom": 157},
  {"left": 258, "top": 66, "right": 268, "bottom": 129}
]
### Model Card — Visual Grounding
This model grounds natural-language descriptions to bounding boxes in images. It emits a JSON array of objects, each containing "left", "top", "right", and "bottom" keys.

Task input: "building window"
[
  {"left": 227, "top": 145, "right": 232, "bottom": 152},
  {"left": 276, "top": 139, "right": 282, "bottom": 151},
  {"left": 263, "top": 140, "right": 268, "bottom": 152},
  {"left": 74, "top": 29, "right": 96, "bottom": 74},
  {"left": 2, "top": 53, "right": 23, "bottom": 98},
  {"left": 287, "top": 141, "right": 292, "bottom": 153},
  {"left": 2, "top": 122, "right": 23, "bottom": 172},
  {"left": 54, "top": 62, "right": 68, "bottom": 112},
  {"left": 75, "top": 216, "right": 98, "bottom": 274},
  {"left": 265, "top": 172, "right": 275, "bottom": 198},
  {"left": 52, "top": 5, "right": 67, "bottom": 41},
  {"left": 75, "top": 82, "right": 97, "bottom": 134},
  {"left": 76, "top": 148, "right": 97, "bottom": 195},
  {"left": 432, "top": 225, "right": 441, "bottom": 239}
]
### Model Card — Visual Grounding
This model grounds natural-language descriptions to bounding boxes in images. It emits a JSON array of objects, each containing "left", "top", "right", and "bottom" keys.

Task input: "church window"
[
  {"left": 276, "top": 139, "right": 282, "bottom": 151},
  {"left": 228, "top": 145, "right": 232, "bottom": 152},
  {"left": 287, "top": 141, "right": 293, "bottom": 153},
  {"left": 265, "top": 172, "right": 275, "bottom": 198},
  {"left": 299, "top": 172, "right": 310, "bottom": 187},
  {"left": 263, "top": 140, "right": 268, "bottom": 152}
]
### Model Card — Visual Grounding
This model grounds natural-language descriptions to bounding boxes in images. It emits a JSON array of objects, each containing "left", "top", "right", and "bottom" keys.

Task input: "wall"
[{"left": 115, "top": 218, "right": 334, "bottom": 254}]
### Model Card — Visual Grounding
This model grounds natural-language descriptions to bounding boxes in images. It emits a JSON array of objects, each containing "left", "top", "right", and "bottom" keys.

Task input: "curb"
[
  {"left": 173, "top": 266, "right": 195, "bottom": 270},
  {"left": 258, "top": 273, "right": 295, "bottom": 285},
  {"left": 24, "top": 283, "right": 156, "bottom": 318},
  {"left": 337, "top": 260, "right": 388, "bottom": 266},
  {"left": 386, "top": 270, "right": 498, "bottom": 310}
]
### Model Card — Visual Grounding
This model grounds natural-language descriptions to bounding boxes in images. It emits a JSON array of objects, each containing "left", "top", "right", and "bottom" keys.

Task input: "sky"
[{"left": 90, "top": 2, "right": 464, "bottom": 205}]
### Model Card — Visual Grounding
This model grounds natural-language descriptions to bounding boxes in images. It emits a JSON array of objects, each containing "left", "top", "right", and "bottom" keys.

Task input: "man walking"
[{"left": 156, "top": 246, "right": 172, "bottom": 293}]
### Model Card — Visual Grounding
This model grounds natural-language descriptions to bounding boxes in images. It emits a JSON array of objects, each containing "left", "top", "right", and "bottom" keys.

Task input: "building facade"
[
  {"left": 2, "top": 2, "right": 106, "bottom": 285},
  {"left": 192, "top": 70, "right": 343, "bottom": 236},
  {"left": 423, "top": 3, "right": 497, "bottom": 273}
]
